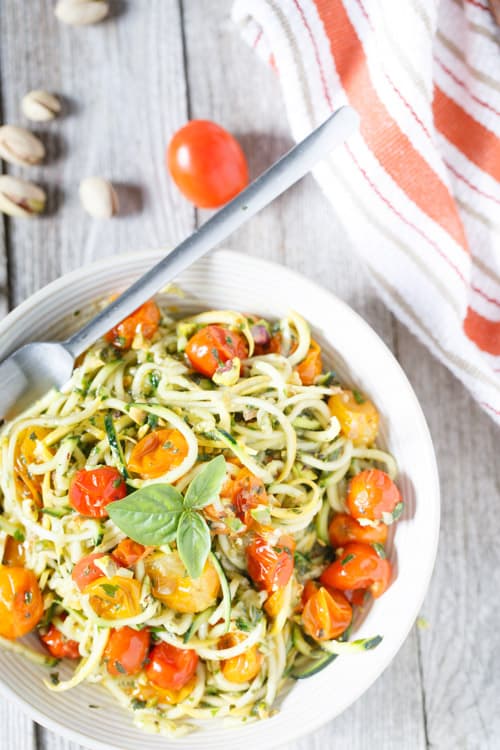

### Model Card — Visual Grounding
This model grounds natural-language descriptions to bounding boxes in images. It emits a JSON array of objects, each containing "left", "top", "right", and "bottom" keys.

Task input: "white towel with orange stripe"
[{"left": 233, "top": 0, "right": 500, "bottom": 425}]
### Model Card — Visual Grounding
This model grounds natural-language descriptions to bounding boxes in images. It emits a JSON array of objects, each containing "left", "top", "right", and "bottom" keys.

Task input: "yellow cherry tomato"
[
  {"left": 0, "top": 565, "right": 44, "bottom": 639},
  {"left": 84, "top": 576, "right": 142, "bottom": 620},
  {"left": 144, "top": 552, "right": 220, "bottom": 614},
  {"left": 219, "top": 632, "right": 263, "bottom": 684},
  {"left": 328, "top": 389, "right": 379, "bottom": 446},
  {"left": 264, "top": 586, "right": 286, "bottom": 619},
  {"left": 133, "top": 675, "right": 197, "bottom": 707}
]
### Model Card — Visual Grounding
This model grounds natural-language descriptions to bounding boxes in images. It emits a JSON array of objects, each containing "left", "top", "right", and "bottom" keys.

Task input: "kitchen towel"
[{"left": 232, "top": 0, "right": 500, "bottom": 425}]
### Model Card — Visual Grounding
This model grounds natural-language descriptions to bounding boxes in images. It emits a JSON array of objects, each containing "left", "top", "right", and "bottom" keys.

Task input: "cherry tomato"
[
  {"left": 146, "top": 642, "right": 198, "bottom": 691},
  {"left": 105, "top": 300, "right": 161, "bottom": 350},
  {"left": 14, "top": 426, "right": 50, "bottom": 505},
  {"left": 218, "top": 632, "right": 262, "bottom": 683},
  {"left": 84, "top": 576, "right": 142, "bottom": 620},
  {"left": 347, "top": 469, "right": 402, "bottom": 523},
  {"left": 145, "top": 552, "right": 220, "bottom": 613},
  {"left": 72, "top": 552, "right": 107, "bottom": 592},
  {"left": 185, "top": 325, "right": 249, "bottom": 378},
  {"left": 246, "top": 534, "right": 295, "bottom": 593},
  {"left": 264, "top": 586, "right": 286, "bottom": 618},
  {"left": 296, "top": 340, "right": 323, "bottom": 385},
  {"left": 133, "top": 676, "right": 197, "bottom": 706},
  {"left": 39, "top": 623, "right": 80, "bottom": 660},
  {"left": 320, "top": 542, "right": 392, "bottom": 598},
  {"left": 112, "top": 539, "right": 148, "bottom": 568},
  {"left": 167, "top": 120, "right": 249, "bottom": 209},
  {"left": 69, "top": 466, "right": 127, "bottom": 518},
  {"left": 301, "top": 582, "right": 352, "bottom": 641},
  {"left": 127, "top": 428, "right": 188, "bottom": 479},
  {"left": 2, "top": 535, "right": 26, "bottom": 566},
  {"left": 328, "top": 513, "right": 388, "bottom": 548},
  {"left": 104, "top": 626, "right": 150, "bottom": 676},
  {"left": 230, "top": 467, "right": 268, "bottom": 526},
  {"left": 328, "top": 389, "right": 379, "bottom": 446},
  {"left": 0, "top": 565, "right": 44, "bottom": 639}
]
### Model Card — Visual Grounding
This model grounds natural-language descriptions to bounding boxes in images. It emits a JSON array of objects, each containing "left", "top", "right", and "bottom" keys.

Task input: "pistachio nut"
[
  {"left": 0, "top": 125, "right": 45, "bottom": 167},
  {"left": 54, "top": 0, "right": 110, "bottom": 26},
  {"left": 79, "top": 176, "right": 119, "bottom": 218},
  {"left": 0, "top": 175, "right": 46, "bottom": 218},
  {"left": 21, "top": 90, "right": 61, "bottom": 122}
]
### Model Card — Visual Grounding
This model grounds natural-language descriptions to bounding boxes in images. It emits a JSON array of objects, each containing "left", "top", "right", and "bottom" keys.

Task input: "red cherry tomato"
[
  {"left": 230, "top": 467, "right": 268, "bottom": 526},
  {"left": 246, "top": 534, "right": 295, "bottom": 593},
  {"left": 104, "top": 626, "right": 151, "bottom": 676},
  {"left": 105, "top": 300, "right": 161, "bottom": 350},
  {"left": 69, "top": 467, "right": 127, "bottom": 518},
  {"left": 112, "top": 539, "right": 148, "bottom": 568},
  {"left": 40, "top": 623, "right": 80, "bottom": 660},
  {"left": 185, "top": 325, "right": 249, "bottom": 378},
  {"left": 301, "top": 582, "right": 352, "bottom": 641},
  {"left": 167, "top": 120, "right": 249, "bottom": 208},
  {"left": 347, "top": 469, "right": 402, "bottom": 523},
  {"left": 145, "top": 642, "right": 198, "bottom": 691},
  {"left": 328, "top": 513, "right": 388, "bottom": 548},
  {"left": 72, "top": 552, "right": 107, "bottom": 592},
  {"left": 320, "top": 542, "right": 392, "bottom": 598}
]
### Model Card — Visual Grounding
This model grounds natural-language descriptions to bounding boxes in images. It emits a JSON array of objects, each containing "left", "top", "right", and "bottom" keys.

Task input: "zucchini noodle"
[{"left": 0, "top": 302, "right": 399, "bottom": 737}]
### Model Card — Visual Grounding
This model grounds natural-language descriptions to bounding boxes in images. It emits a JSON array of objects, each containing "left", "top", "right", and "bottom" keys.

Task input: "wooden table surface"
[{"left": 1, "top": 2, "right": 499, "bottom": 749}]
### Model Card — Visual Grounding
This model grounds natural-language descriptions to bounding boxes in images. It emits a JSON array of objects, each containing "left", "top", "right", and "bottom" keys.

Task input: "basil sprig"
[{"left": 108, "top": 455, "right": 226, "bottom": 579}]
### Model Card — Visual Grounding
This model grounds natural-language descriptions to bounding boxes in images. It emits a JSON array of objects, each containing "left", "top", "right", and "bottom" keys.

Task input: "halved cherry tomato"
[
  {"left": 347, "top": 469, "right": 402, "bottom": 523},
  {"left": 144, "top": 552, "right": 220, "bottom": 613},
  {"left": 167, "top": 120, "right": 249, "bottom": 209},
  {"left": 112, "top": 539, "right": 149, "bottom": 568},
  {"left": 105, "top": 300, "right": 161, "bottom": 350},
  {"left": 264, "top": 586, "right": 286, "bottom": 618},
  {"left": 328, "top": 389, "right": 379, "bottom": 446},
  {"left": 296, "top": 340, "right": 323, "bottom": 385},
  {"left": 185, "top": 325, "right": 248, "bottom": 378},
  {"left": 0, "top": 565, "right": 44, "bottom": 639},
  {"left": 133, "top": 676, "right": 197, "bottom": 706},
  {"left": 72, "top": 552, "right": 107, "bottom": 592},
  {"left": 146, "top": 642, "right": 198, "bottom": 691},
  {"left": 2, "top": 535, "right": 26, "bottom": 566},
  {"left": 127, "top": 428, "right": 188, "bottom": 479},
  {"left": 246, "top": 534, "right": 295, "bottom": 593},
  {"left": 84, "top": 576, "right": 142, "bottom": 620},
  {"left": 320, "top": 542, "right": 392, "bottom": 598},
  {"left": 218, "top": 632, "right": 262, "bottom": 683},
  {"left": 230, "top": 467, "right": 268, "bottom": 526},
  {"left": 39, "top": 623, "right": 80, "bottom": 660},
  {"left": 69, "top": 466, "right": 127, "bottom": 518},
  {"left": 104, "top": 626, "right": 150, "bottom": 676},
  {"left": 14, "top": 426, "right": 51, "bottom": 505},
  {"left": 301, "top": 582, "right": 352, "bottom": 641},
  {"left": 328, "top": 513, "right": 388, "bottom": 548}
]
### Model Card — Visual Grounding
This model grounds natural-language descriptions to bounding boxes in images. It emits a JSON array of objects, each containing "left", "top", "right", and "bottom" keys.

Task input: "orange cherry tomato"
[
  {"left": 218, "top": 632, "right": 263, "bottom": 683},
  {"left": 264, "top": 586, "right": 286, "bottom": 618},
  {"left": 320, "top": 542, "right": 392, "bottom": 598},
  {"left": 14, "top": 426, "right": 51, "bottom": 505},
  {"left": 167, "top": 120, "right": 249, "bottom": 209},
  {"left": 2, "top": 535, "right": 26, "bottom": 566},
  {"left": 0, "top": 565, "right": 44, "bottom": 639},
  {"left": 133, "top": 676, "right": 197, "bottom": 706},
  {"left": 112, "top": 539, "right": 149, "bottom": 568},
  {"left": 84, "top": 576, "right": 142, "bottom": 620},
  {"left": 328, "top": 389, "right": 379, "bottom": 446},
  {"left": 328, "top": 513, "right": 388, "bottom": 547},
  {"left": 105, "top": 300, "right": 161, "bottom": 350},
  {"left": 39, "top": 623, "right": 80, "bottom": 660},
  {"left": 246, "top": 534, "right": 295, "bottom": 593},
  {"left": 146, "top": 642, "right": 198, "bottom": 691},
  {"left": 301, "top": 582, "right": 352, "bottom": 641},
  {"left": 230, "top": 467, "right": 268, "bottom": 526},
  {"left": 145, "top": 552, "right": 220, "bottom": 613},
  {"left": 347, "top": 469, "right": 402, "bottom": 523},
  {"left": 104, "top": 626, "right": 151, "bottom": 676},
  {"left": 296, "top": 340, "right": 323, "bottom": 385},
  {"left": 127, "top": 428, "right": 188, "bottom": 479},
  {"left": 72, "top": 552, "right": 107, "bottom": 592},
  {"left": 185, "top": 325, "right": 249, "bottom": 378},
  {"left": 69, "top": 466, "right": 127, "bottom": 518}
]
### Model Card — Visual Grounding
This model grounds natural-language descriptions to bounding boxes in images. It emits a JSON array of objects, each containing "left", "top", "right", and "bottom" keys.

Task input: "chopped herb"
[
  {"left": 74, "top": 310, "right": 81, "bottom": 317},
  {"left": 352, "top": 389, "right": 366, "bottom": 404},
  {"left": 112, "top": 478, "right": 123, "bottom": 488},
  {"left": 49, "top": 672, "right": 60, "bottom": 685},
  {"left": 29, "top": 431, "right": 37, "bottom": 441},
  {"left": 114, "top": 660, "right": 126, "bottom": 674},
  {"left": 371, "top": 543, "right": 386, "bottom": 559},
  {"left": 147, "top": 413, "right": 159, "bottom": 429},
  {"left": 131, "top": 698, "right": 147, "bottom": 710},
  {"left": 100, "top": 583, "right": 119, "bottom": 597},
  {"left": 13, "top": 529, "right": 25, "bottom": 543},
  {"left": 24, "top": 591, "right": 33, "bottom": 604},
  {"left": 88, "top": 704, "right": 100, "bottom": 709},
  {"left": 340, "top": 553, "right": 355, "bottom": 566},
  {"left": 148, "top": 371, "right": 160, "bottom": 389},
  {"left": 294, "top": 551, "right": 311, "bottom": 576},
  {"left": 235, "top": 617, "right": 250, "bottom": 632}
]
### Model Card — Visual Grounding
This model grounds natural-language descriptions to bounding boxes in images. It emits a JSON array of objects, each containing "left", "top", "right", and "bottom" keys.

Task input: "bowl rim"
[{"left": 0, "top": 248, "right": 440, "bottom": 750}]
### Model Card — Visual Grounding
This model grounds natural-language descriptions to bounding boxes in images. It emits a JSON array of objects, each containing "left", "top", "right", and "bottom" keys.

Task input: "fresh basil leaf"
[
  {"left": 184, "top": 455, "right": 226, "bottom": 510},
  {"left": 107, "top": 484, "right": 184, "bottom": 545},
  {"left": 176, "top": 510, "right": 211, "bottom": 579}
]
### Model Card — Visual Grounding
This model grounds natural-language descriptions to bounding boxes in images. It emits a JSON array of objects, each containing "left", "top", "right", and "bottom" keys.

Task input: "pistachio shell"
[
  {"left": 21, "top": 90, "right": 61, "bottom": 122},
  {"left": 0, "top": 125, "right": 45, "bottom": 167},
  {"left": 54, "top": 0, "right": 109, "bottom": 26},
  {"left": 0, "top": 175, "right": 46, "bottom": 218},
  {"left": 79, "top": 176, "right": 119, "bottom": 219}
]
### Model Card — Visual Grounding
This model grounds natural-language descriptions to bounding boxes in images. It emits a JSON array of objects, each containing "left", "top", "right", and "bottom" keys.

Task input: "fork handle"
[{"left": 65, "top": 106, "right": 359, "bottom": 357}]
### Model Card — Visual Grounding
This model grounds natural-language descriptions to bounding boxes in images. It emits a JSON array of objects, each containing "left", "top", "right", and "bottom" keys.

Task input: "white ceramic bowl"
[{"left": 0, "top": 249, "right": 439, "bottom": 750}]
